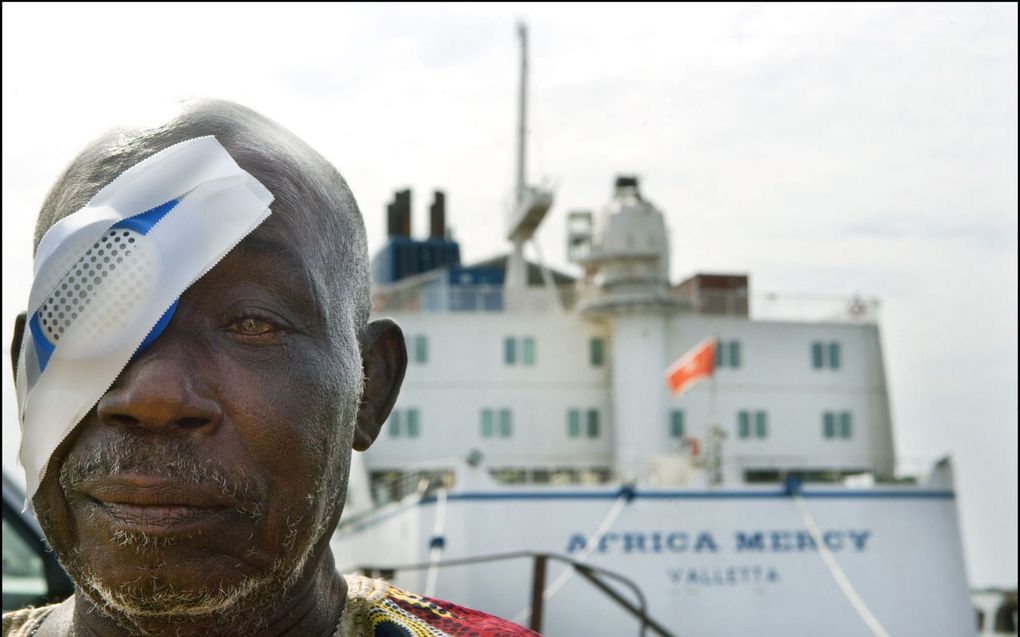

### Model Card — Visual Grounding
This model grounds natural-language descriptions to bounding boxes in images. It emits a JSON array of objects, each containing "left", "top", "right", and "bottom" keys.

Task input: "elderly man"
[{"left": 4, "top": 100, "right": 539, "bottom": 637}]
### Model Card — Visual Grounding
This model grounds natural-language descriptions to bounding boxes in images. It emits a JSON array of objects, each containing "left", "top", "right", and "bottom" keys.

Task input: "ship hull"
[{"left": 332, "top": 483, "right": 974, "bottom": 637}]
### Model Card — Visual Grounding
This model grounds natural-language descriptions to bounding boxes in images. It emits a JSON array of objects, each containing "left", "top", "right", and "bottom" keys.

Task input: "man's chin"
[
  {"left": 67, "top": 551, "right": 311, "bottom": 632},
  {"left": 81, "top": 569, "right": 269, "bottom": 618}
]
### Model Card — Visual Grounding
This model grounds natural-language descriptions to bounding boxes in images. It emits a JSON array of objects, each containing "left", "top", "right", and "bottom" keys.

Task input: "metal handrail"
[
  {"left": 372, "top": 280, "right": 879, "bottom": 324},
  {"left": 354, "top": 550, "right": 678, "bottom": 637}
]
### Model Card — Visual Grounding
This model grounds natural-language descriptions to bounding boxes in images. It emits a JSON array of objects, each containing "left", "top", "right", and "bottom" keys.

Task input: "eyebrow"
[
  {"left": 233, "top": 236, "right": 328, "bottom": 320},
  {"left": 235, "top": 237, "right": 306, "bottom": 269}
]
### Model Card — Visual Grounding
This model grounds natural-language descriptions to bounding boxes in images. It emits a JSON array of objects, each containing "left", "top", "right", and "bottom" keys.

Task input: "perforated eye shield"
[{"left": 15, "top": 136, "right": 274, "bottom": 507}]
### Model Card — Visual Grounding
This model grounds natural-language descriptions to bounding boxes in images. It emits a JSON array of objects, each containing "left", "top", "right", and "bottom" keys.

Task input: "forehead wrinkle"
[
  {"left": 252, "top": 204, "right": 359, "bottom": 336},
  {"left": 232, "top": 236, "right": 329, "bottom": 327}
]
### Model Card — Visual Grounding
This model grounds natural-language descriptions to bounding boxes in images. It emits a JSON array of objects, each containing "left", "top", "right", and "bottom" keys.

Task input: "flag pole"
[
  {"left": 709, "top": 333, "right": 722, "bottom": 486},
  {"left": 710, "top": 334, "right": 719, "bottom": 425},
  {"left": 663, "top": 337, "right": 719, "bottom": 484}
]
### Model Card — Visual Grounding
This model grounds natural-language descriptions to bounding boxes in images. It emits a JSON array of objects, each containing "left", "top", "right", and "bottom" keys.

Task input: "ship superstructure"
[{"left": 362, "top": 174, "right": 896, "bottom": 496}]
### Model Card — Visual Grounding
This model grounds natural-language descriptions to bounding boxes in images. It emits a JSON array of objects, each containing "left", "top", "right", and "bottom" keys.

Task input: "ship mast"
[
  {"left": 516, "top": 21, "right": 528, "bottom": 209},
  {"left": 504, "top": 22, "right": 554, "bottom": 303}
]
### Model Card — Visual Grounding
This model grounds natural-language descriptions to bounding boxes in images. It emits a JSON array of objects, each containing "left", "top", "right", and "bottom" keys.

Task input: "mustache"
[{"left": 59, "top": 437, "right": 266, "bottom": 518}]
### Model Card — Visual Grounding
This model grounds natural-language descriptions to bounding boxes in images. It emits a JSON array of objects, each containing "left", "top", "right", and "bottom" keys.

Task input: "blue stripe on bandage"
[
  {"left": 136, "top": 299, "right": 179, "bottom": 354},
  {"left": 112, "top": 198, "right": 178, "bottom": 235},
  {"left": 28, "top": 313, "right": 55, "bottom": 372},
  {"left": 32, "top": 198, "right": 183, "bottom": 373},
  {"left": 114, "top": 198, "right": 182, "bottom": 356},
  {"left": 115, "top": 199, "right": 181, "bottom": 357}
]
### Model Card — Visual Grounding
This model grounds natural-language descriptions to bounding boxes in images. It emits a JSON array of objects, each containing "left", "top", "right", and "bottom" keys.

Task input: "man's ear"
[
  {"left": 354, "top": 318, "right": 407, "bottom": 451},
  {"left": 11, "top": 312, "right": 26, "bottom": 382}
]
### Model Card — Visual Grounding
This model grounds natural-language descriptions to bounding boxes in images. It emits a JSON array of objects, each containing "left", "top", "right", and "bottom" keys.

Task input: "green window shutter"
[
  {"left": 407, "top": 408, "right": 420, "bottom": 438},
  {"left": 840, "top": 412, "right": 852, "bottom": 439},
  {"left": 737, "top": 411, "right": 750, "bottom": 438},
  {"left": 812, "top": 342, "right": 824, "bottom": 369},
  {"left": 823, "top": 412, "right": 835, "bottom": 439},
  {"left": 670, "top": 410, "right": 684, "bottom": 438},
  {"left": 729, "top": 341, "right": 741, "bottom": 369},
  {"left": 587, "top": 409, "right": 600, "bottom": 438},
  {"left": 523, "top": 337, "right": 536, "bottom": 366},
  {"left": 755, "top": 411, "right": 768, "bottom": 438},
  {"left": 499, "top": 409, "right": 513, "bottom": 437},
  {"left": 481, "top": 409, "right": 493, "bottom": 438},
  {"left": 389, "top": 409, "right": 401, "bottom": 438},
  {"left": 504, "top": 337, "right": 517, "bottom": 365},
  {"left": 415, "top": 335, "right": 428, "bottom": 364},
  {"left": 715, "top": 339, "right": 725, "bottom": 368},
  {"left": 829, "top": 342, "right": 841, "bottom": 370},
  {"left": 568, "top": 409, "right": 581, "bottom": 438},
  {"left": 590, "top": 338, "right": 604, "bottom": 367}
]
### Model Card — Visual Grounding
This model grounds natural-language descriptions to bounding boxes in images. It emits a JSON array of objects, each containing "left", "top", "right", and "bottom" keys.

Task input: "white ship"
[{"left": 330, "top": 24, "right": 975, "bottom": 637}]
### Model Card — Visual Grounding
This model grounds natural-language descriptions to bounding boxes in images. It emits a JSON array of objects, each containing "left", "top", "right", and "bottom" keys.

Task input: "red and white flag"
[{"left": 665, "top": 338, "right": 715, "bottom": 395}]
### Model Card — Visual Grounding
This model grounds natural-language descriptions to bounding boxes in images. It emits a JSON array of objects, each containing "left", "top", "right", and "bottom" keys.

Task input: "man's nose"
[{"left": 96, "top": 347, "right": 223, "bottom": 435}]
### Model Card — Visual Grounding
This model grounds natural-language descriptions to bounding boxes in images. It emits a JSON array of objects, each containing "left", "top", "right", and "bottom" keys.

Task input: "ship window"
[
  {"left": 481, "top": 409, "right": 493, "bottom": 438},
  {"left": 406, "top": 408, "right": 420, "bottom": 438},
  {"left": 737, "top": 411, "right": 750, "bottom": 438},
  {"left": 414, "top": 335, "right": 428, "bottom": 364},
  {"left": 522, "top": 337, "right": 536, "bottom": 366},
  {"left": 823, "top": 412, "right": 836, "bottom": 439},
  {"left": 728, "top": 341, "right": 741, "bottom": 368},
  {"left": 587, "top": 409, "right": 600, "bottom": 438},
  {"left": 504, "top": 337, "right": 516, "bottom": 365},
  {"left": 812, "top": 342, "right": 825, "bottom": 369},
  {"left": 498, "top": 409, "right": 513, "bottom": 437},
  {"left": 839, "top": 412, "right": 852, "bottom": 438},
  {"left": 670, "top": 409, "right": 685, "bottom": 438},
  {"left": 812, "top": 341, "right": 842, "bottom": 370},
  {"left": 829, "top": 342, "right": 841, "bottom": 370},
  {"left": 822, "top": 411, "right": 852, "bottom": 439},
  {"left": 716, "top": 339, "right": 742, "bottom": 368},
  {"left": 490, "top": 468, "right": 527, "bottom": 484},
  {"left": 567, "top": 409, "right": 581, "bottom": 438},
  {"left": 754, "top": 411, "right": 768, "bottom": 438},
  {"left": 590, "top": 338, "right": 605, "bottom": 367},
  {"left": 389, "top": 409, "right": 402, "bottom": 438}
]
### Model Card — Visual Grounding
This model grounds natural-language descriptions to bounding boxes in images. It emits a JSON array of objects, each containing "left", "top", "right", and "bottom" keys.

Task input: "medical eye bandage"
[{"left": 15, "top": 136, "right": 274, "bottom": 506}]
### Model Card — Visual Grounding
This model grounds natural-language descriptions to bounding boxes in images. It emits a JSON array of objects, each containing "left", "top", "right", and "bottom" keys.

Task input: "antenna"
[
  {"left": 505, "top": 22, "right": 555, "bottom": 296},
  {"left": 516, "top": 21, "right": 527, "bottom": 208}
]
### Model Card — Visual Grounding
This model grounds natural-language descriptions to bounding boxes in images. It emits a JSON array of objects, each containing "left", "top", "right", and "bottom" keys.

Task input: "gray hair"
[{"left": 34, "top": 99, "right": 371, "bottom": 332}]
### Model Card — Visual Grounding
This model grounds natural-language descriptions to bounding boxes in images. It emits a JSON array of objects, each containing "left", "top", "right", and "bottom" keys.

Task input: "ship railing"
[
  {"left": 365, "top": 455, "right": 941, "bottom": 495},
  {"left": 354, "top": 550, "right": 677, "bottom": 637},
  {"left": 750, "top": 291, "right": 880, "bottom": 324},
  {"left": 372, "top": 281, "right": 880, "bottom": 324},
  {"left": 726, "top": 452, "right": 938, "bottom": 476},
  {"left": 369, "top": 468, "right": 455, "bottom": 506},
  {"left": 372, "top": 283, "right": 579, "bottom": 313},
  {"left": 672, "top": 289, "right": 881, "bottom": 324}
]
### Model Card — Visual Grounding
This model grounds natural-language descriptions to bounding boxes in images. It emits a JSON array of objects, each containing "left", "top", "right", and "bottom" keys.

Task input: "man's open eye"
[{"left": 227, "top": 316, "right": 279, "bottom": 336}]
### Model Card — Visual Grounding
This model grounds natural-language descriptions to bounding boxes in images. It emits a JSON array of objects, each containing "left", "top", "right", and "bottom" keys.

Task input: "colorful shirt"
[
  {"left": 339, "top": 574, "right": 541, "bottom": 637},
  {"left": 2, "top": 574, "right": 541, "bottom": 637}
]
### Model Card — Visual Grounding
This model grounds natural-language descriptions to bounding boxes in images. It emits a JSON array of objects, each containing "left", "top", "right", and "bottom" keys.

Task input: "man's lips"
[
  {"left": 76, "top": 474, "right": 240, "bottom": 534},
  {"left": 98, "top": 502, "right": 222, "bottom": 529}
]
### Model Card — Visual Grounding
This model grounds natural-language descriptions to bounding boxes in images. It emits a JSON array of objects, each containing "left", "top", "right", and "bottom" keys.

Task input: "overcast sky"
[{"left": 2, "top": 3, "right": 1016, "bottom": 588}]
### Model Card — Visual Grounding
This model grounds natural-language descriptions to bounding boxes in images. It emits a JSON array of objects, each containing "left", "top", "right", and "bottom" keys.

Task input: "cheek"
[
  {"left": 34, "top": 469, "right": 76, "bottom": 562},
  {"left": 212, "top": 341, "right": 359, "bottom": 518},
  {"left": 33, "top": 427, "right": 88, "bottom": 561}
]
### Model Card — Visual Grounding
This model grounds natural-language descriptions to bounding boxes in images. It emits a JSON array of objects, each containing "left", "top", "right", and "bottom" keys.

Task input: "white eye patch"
[
  {"left": 29, "top": 202, "right": 171, "bottom": 374},
  {"left": 15, "top": 136, "right": 274, "bottom": 507}
]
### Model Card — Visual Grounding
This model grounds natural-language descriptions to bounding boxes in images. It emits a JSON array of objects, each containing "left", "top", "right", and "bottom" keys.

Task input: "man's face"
[{"left": 31, "top": 206, "right": 363, "bottom": 623}]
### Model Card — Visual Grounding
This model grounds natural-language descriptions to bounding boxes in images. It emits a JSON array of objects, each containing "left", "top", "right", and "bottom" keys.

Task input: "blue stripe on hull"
[{"left": 336, "top": 488, "right": 956, "bottom": 534}]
